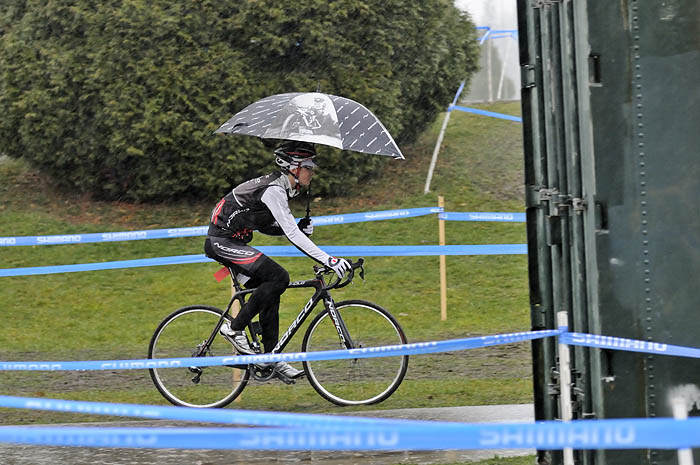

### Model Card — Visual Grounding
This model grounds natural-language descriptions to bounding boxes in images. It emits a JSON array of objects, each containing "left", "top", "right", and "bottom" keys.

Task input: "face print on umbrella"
[{"left": 265, "top": 94, "right": 342, "bottom": 149}]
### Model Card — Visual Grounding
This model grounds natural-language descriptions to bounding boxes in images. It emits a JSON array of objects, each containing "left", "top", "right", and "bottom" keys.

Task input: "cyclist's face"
[{"left": 293, "top": 166, "right": 314, "bottom": 187}]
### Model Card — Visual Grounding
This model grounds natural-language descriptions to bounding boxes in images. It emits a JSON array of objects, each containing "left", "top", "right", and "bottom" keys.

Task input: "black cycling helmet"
[{"left": 274, "top": 141, "right": 317, "bottom": 171}]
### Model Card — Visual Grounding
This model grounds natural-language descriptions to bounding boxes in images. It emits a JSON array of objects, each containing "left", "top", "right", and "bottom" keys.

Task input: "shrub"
[{"left": 0, "top": 0, "right": 478, "bottom": 201}]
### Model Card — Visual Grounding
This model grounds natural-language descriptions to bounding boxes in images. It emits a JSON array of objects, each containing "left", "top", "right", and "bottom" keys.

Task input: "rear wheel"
[
  {"left": 148, "top": 305, "right": 249, "bottom": 408},
  {"left": 302, "top": 300, "right": 408, "bottom": 406}
]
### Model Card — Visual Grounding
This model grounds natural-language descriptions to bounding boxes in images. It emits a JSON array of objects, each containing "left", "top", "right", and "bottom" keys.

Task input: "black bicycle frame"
[{"left": 217, "top": 272, "right": 355, "bottom": 357}]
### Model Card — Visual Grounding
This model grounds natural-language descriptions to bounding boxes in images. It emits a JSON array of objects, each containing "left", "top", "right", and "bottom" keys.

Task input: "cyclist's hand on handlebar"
[{"left": 326, "top": 256, "right": 351, "bottom": 279}]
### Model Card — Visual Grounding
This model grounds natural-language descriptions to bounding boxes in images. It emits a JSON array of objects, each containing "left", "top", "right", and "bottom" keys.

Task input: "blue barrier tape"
[
  {"left": 0, "top": 207, "right": 442, "bottom": 247},
  {"left": 0, "top": 329, "right": 561, "bottom": 371},
  {"left": 0, "top": 396, "right": 431, "bottom": 428},
  {"left": 0, "top": 226, "right": 210, "bottom": 247},
  {"left": 1, "top": 418, "right": 700, "bottom": 450},
  {"left": 440, "top": 212, "right": 526, "bottom": 222},
  {"left": 560, "top": 332, "right": 700, "bottom": 359},
  {"left": 0, "top": 244, "right": 527, "bottom": 277},
  {"left": 312, "top": 207, "right": 442, "bottom": 226},
  {"left": 448, "top": 105, "right": 523, "bottom": 123}
]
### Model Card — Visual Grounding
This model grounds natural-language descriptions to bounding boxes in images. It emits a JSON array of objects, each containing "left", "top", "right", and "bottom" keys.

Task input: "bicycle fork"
[{"left": 324, "top": 296, "right": 355, "bottom": 350}]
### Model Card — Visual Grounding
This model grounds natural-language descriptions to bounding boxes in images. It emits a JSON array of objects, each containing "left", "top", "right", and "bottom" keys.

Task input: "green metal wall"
[{"left": 517, "top": 0, "right": 700, "bottom": 464}]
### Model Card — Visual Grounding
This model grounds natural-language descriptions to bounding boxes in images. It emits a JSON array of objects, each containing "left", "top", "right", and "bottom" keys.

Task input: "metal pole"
[
  {"left": 423, "top": 110, "right": 451, "bottom": 194},
  {"left": 557, "top": 311, "right": 574, "bottom": 465},
  {"left": 487, "top": 38, "right": 493, "bottom": 102},
  {"left": 497, "top": 37, "right": 514, "bottom": 100},
  {"left": 424, "top": 81, "right": 465, "bottom": 194}
]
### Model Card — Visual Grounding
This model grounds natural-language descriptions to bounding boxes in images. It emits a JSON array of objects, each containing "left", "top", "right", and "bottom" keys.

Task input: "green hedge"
[{"left": 0, "top": 0, "right": 478, "bottom": 201}]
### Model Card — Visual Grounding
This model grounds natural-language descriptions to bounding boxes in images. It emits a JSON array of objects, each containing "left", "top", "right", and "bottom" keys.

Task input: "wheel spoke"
[
  {"left": 148, "top": 306, "right": 249, "bottom": 408},
  {"left": 303, "top": 300, "right": 408, "bottom": 406}
]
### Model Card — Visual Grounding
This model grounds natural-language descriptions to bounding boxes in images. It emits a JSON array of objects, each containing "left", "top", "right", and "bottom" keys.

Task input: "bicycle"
[{"left": 148, "top": 258, "right": 409, "bottom": 408}]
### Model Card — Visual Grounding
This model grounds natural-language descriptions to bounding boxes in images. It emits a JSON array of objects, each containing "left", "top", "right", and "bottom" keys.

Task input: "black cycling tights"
[
  {"left": 230, "top": 259, "right": 290, "bottom": 353},
  {"left": 204, "top": 238, "right": 290, "bottom": 352}
]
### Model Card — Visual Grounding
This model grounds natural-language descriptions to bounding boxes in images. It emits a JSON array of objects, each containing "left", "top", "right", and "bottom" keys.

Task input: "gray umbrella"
[{"left": 215, "top": 92, "right": 404, "bottom": 159}]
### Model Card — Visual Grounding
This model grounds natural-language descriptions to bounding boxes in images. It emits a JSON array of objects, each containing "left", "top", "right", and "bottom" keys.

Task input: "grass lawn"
[{"left": 0, "top": 102, "right": 533, "bottom": 426}]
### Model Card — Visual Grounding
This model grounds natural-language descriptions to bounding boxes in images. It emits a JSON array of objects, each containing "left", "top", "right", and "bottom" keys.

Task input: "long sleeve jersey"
[{"left": 208, "top": 171, "right": 331, "bottom": 265}]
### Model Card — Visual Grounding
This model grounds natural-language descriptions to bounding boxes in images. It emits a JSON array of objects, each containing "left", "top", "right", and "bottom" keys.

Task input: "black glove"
[{"left": 297, "top": 216, "right": 313, "bottom": 236}]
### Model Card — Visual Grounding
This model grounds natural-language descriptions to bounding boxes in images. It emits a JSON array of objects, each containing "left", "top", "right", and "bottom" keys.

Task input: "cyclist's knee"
[
  {"left": 256, "top": 258, "right": 289, "bottom": 294},
  {"left": 270, "top": 268, "right": 290, "bottom": 294}
]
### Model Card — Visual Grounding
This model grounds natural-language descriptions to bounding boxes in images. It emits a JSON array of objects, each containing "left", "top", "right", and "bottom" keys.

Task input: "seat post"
[
  {"left": 227, "top": 268, "right": 243, "bottom": 318},
  {"left": 228, "top": 267, "right": 243, "bottom": 293}
]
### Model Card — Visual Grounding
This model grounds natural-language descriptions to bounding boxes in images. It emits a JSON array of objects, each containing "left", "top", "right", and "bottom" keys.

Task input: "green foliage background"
[{"left": 0, "top": 0, "right": 479, "bottom": 201}]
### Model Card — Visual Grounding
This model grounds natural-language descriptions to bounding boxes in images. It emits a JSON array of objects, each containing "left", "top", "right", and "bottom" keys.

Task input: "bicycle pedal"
[{"left": 275, "top": 372, "right": 296, "bottom": 385}]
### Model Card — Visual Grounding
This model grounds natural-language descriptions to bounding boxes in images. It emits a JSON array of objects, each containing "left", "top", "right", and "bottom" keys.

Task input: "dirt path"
[{"left": 1, "top": 343, "right": 532, "bottom": 426}]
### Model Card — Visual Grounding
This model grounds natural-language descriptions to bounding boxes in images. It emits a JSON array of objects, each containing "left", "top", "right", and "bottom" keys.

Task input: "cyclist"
[{"left": 204, "top": 140, "right": 351, "bottom": 381}]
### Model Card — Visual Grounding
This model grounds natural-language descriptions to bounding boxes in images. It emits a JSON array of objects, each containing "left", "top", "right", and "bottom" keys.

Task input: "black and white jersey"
[{"left": 208, "top": 171, "right": 331, "bottom": 265}]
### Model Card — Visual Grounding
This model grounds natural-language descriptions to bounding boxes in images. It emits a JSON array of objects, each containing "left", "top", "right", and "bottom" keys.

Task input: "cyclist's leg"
[
  {"left": 204, "top": 237, "right": 289, "bottom": 352},
  {"left": 245, "top": 264, "right": 283, "bottom": 353}
]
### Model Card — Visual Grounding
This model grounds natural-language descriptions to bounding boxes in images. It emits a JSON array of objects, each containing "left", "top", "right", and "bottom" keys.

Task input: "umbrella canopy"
[{"left": 215, "top": 92, "right": 404, "bottom": 159}]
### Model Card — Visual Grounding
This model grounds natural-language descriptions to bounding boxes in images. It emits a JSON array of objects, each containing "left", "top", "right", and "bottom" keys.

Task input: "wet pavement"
[{"left": 0, "top": 404, "right": 534, "bottom": 465}]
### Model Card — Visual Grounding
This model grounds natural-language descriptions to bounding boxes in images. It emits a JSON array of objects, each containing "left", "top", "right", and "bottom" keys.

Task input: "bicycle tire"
[
  {"left": 148, "top": 305, "right": 250, "bottom": 408},
  {"left": 302, "top": 300, "right": 409, "bottom": 406}
]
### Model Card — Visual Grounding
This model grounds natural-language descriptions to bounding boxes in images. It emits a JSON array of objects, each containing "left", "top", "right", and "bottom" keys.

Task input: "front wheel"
[
  {"left": 148, "top": 305, "right": 250, "bottom": 408},
  {"left": 302, "top": 300, "right": 409, "bottom": 406}
]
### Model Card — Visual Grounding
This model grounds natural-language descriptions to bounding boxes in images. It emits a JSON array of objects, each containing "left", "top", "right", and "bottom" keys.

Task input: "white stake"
[
  {"left": 672, "top": 397, "right": 694, "bottom": 465},
  {"left": 557, "top": 311, "right": 574, "bottom": 465}
]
